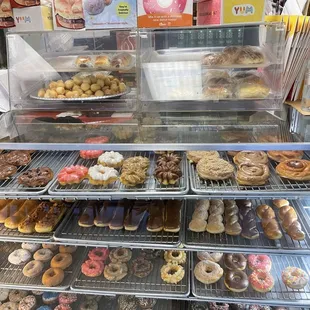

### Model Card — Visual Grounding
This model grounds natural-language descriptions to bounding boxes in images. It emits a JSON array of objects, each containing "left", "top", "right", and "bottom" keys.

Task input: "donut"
[
  {"left": 57, "top": 166, "right": 88, "bottom": 185},
  {"left": 59, "top": 246, "right": 77, "bottom": 254},
  {"left": 197, "top": 252, "right": 223, "bottom": 263},
  {"left": 164, "top": 250, "right": 186, "bottom": 265},
  {"left": 85, "top": 136, "right": 109, "bottom": 144},
  {"left": 79, "top": 300, "right": 98, "bottom": 310},
  {"left": 42, "top": 268, "right": 64, "bottom": 287},
  {"left": 140, "top": 249, "right": 162, "bottom": 260},
  {"left": 33, "top": 249, "right": 53, "bottom": 263},
  {"left": 224, "top": 270, "right": 249, "bottom": 292},
  {"left": 161, "top": 263, "right": 185, "bottom": 284},
  {"left": 36, "top": 306, "right": 51, "bottom": 310},
  {"left": 0, "top": 289, "right": 9, "bottom": 302},
  {"left": 104, "top": 262, "right": 128, "bottom": 281},
  {"left": 8, "top": 291, "right": 27, "bottom": 303},
  {"left": 42, "top": 244, "right": 58, "bottom": 252},
  {"left": 282, "top": 266, "right": 309, "bottom": 289},
  {"left": 131, "top": 257, "right": 153, "bottom": 278},
  {"left": 22, "top": 260, "right": 44, "bottom": 278},
  {"left": 249, "top": 306, "right": 272, "bottom": 310},
  {"left": 248, "top": 254, "right": 272, "bottom": 272},
  {"left": 5, "top": 151, "right": 31, "bottom": 166},
  {"left": 80, "top": 150, "right": 103, "bottom": 160},
  {"left": 109, "top": 248, "right": 132, "bottom": 263},
  {"left": 87, "top": 165, "right": 118, "bottom": 186},
  {"left": 81, "top": 260, "right": 104, "bottom": 277},
  {"left": 88, "top": 248, "right": 109, "bottom": 261},
  {"left": 54, "top": 305, "right": 71, "bottom": 310},
  {"left": 0, "top": 302, "right": 18, "bottom": 310},
  {"left": 249, "top": 270, "right": 274, "bottom": 292},
  {"left": 136, "top": 298, "right": 156, "bottom": 309},
  {"left": 18, "top": 167, "right": 53, "bottom": 187},
  {"left": 21, "top": 243, "right": 41, "bottom": 253},
  {"left": 51, "top": 253, "right": 72, "bottom": 270},
  {"left": 42, "top": 292, "right": 59, "bottom": 305},
  {"left": 117, "top": 296, "right": 136, "bottom": 310},
  {"left": 31, "top": 291, "right": 43, "bottom": 296},
  {"left": 58, "top": 293, "right": 77, "bottom": 304},
  {"left": 8, "top": 249, "right": 31, "bottom": 265},
  {"left": 224, "top": 254, "right": 247, "bottom": 270},
  {"left": 209, "top": 303, "right": 229, "bottom": 310},
  {"left": 194, "top": 260, "right": 223, "bottom": 284},
  {"left": 19, "top": 295, "right": 36, "bottom": 310},
  {"left": 98, "top": 151, "right": 124, "bottom": 168}
]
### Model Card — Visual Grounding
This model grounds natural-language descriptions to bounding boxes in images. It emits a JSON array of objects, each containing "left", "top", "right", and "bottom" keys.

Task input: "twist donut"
[
  {"left": 161, "top": 263, "right": 185, "bottom": 284},
  {"left": 194, "top": 260, "right": 223, "bottom": 284}
]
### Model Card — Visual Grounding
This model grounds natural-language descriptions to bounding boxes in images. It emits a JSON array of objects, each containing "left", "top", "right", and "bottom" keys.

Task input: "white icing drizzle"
[
  {"left": 88, "top": 165, "right": 119, "bottom": 181},
  {"left": 98, "top": 151, "right": 124, "bottom": 165}
]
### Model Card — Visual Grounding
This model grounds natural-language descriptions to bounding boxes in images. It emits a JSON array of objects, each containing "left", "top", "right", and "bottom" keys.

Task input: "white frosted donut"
[
  {"left": 21, "top": 243, "right": 41, "bottom": 253},
  {"left": 88, "top": 165, "right": 119, "bottom": 182},
  {"left": 197, "top": 252, "right": 223, "bottom": 263},
  {"left": 98, "top": 151, "right": 124, "bottom": 168},
  {"left": 8, "top": 249, "right": 31, "bottom": 265}
]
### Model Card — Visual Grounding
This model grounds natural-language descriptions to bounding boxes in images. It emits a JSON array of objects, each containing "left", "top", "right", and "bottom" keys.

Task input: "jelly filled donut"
[{"left": 224, "top": 270, "right": 249, "bottom": 292}]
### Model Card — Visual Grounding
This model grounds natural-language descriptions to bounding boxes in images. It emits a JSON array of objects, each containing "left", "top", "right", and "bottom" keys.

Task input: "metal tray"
[
  {"left": 189, "top": 152, "right": 310, "bottom": 196},
  {"left": 71, "top": 248, "right": 190, "bottom": 298},
  {"left": 184, "top": 199, "right": 310, "bottom": 254},
  {"left": 30, "top": 87, "right": 131, "bottom": 102},
  {"left": 0, "top": 243, "right": 85, "bottom": 291},
  {"left": 0, "top": 151, "right": 76, "bottom": 196},
  {"left": 191, "top": 253, "right": 310, "bottom": 306},
  {"left": 49, "top": 151, "right": 189, "bottom": 197}
]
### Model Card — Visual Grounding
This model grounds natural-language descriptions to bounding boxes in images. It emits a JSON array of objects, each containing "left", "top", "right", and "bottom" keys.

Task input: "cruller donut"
[
  {"left": 57, "top": 165, "right": 88, "bottom": 185},
  {"left": 164, "top": 251, "right": 186, "bottom": 265},
  {"left": 161, "top": 263, "right": 185, "bottom": 284}
]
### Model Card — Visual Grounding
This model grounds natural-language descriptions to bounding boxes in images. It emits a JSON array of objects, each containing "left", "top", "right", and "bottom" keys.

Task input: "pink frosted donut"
[
  {"left": 54, "top": 305, "right": 71, "bottom": 310},
  {"left": 248, "top": 255, "right": 272, "bottom": 272},
  {"left": 57, "top": 165, "right": 88, "bottom": 185},
  {"left": 249, "top": 270, "right": 274, "bottom": 293},
  {"left": 79, "top": 150, "right": 103, "bottom": 159},
  {"left": 58, "top": 293, "right": 77, "bottom": 304},
  {"left": 88, "top": 247, "right": 109, "bottom": 261}
]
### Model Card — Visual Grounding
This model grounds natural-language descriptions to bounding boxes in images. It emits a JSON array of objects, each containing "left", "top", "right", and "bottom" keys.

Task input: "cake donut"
[
  {"left": 0, "top": 302, "right": 18, "bottom": 310},
  {"left": 98, "top": 151, "right": 124, "bottom": 168},
  {"left": 224, "top": 254, "right": 247, "bottom": 270},
  {"left": 248, "top": 254, "right": 272, "bottom": 272},
  {"left": 104, "top": 262, "right": 128, "bottom": 281},
  {"left": 164, "top": 251, "right": 186, "bottom": 265},
  {"left": 42, "top": 268, "right": 64, "bottom": 287},
  {"left": 224, "top": 270, "right": 249, "bottom": 292},
  {"left": 249, "top": 270, "right": 274, "bottom": 292},
  {"left": 19, "top": 295, "right": 36, "bottom": 310},
  {"left": 194, "top": 260, "right": 223, "bottom": 284},
  {"left": 161, "top": 263, "right": 185, "bottom": 284},
  {"left": 81, "top": 260, "right": 104, "bottom": 277},
  {"left": 109, "top": 248, "right": 132, "bottom": 263},
  {"left": 88, "top": 248, "right": 109, "bottom": 261},
  {"left": 22, "top": 260, "right": 44, "bottom": 278},
  {"left": 33, "top": 249, "right": 53, "bottom": 263},
  {"left": 87, "top": 165, "right": 118, "bottom": 185},
  {"left": 197, "top": 252, "right": 223, "bottom": 263},
  {"left": 9, "top": 290, "right": 27, "bottom": 303},
  {"left": 59, "top": 245, "right": 77, "bottom": 254},
  {"left": 50, "top": 253, "right": 72, "bottom": 270},
  {"left": 282, "top": 266, "right": 309, "bottom": 289},
  {"left": 57, "top": 166, "right": 88, "bottom": 185},
  {"left": 21, "top": 243, "right": 40, "bottom": 253},
  {"left": 8, "top": 249, "right": 31, "bottom": 265},
  {"left": 58, "top": 293, "right": 77, "bottom": 304}
]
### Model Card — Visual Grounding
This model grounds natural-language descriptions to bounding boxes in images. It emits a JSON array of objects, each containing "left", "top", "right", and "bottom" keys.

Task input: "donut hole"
[
  {"left": 172, "top": 251, "right": 179, "bottom": 258},
  {"left": 111, "top": 266, "right": 119, "bottom": 273},
  {"left": 168, "top": 268, "right": 177, "bottom": 275}
]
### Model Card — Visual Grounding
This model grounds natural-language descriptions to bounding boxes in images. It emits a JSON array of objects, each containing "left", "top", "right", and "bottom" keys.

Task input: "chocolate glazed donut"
[
  {"left": 224, "top": 270, "right": 249, "bottom": 292},
  {"left": 224, "top": 254, "right": 247, "bottom": 270}
]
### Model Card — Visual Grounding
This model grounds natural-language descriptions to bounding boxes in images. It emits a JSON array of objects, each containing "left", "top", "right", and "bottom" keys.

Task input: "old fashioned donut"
[
  {"left": 248, "top": 254, "right": 272, "bottom": 272},
  {"left": 42, "top": 244, "right": 58, "bottom": 251},
  {"left": 88, "top": 248, "right": 109, "bottom": 261},
  {"left": 81, "top": 260, "right": 104, "bottom": 277},
  {"left": 282, "top": 266, "right": 309, "bottom": 289},
  {"left": 51, "top": 253, "right": 72, "bottom": 270},
  {"left": 33, "top": 249, "right": 53, "bottom": 263},
  {"left": 104, "top": 262, "right": 128, "bottom": 281},
  {"left": 0, "top": 302, "right": 18, "bottom": 310},
  {"left": 59, "top": 245, "right": 77, "bottom": 254},
  {"left": 161, "top": 263, "right": 185, "bottom": 284},
  {"left": 58, "top": 293, "right": 77, "bottom": 304},
  {"left": 194, "top": 260, "right": 223, "bottom": 284},
  {"left": 9, "top": 290, "right": 27, "bottom": 303},
  {"left": 42, "top": 268, "right": 64, "bottom": 287},
  {"left": 22, "top": 260, "right": 44, "bottom": 278},
  {"left": 249, "top": 270, "right": 274, "bottom": 292},
  {"left": 164, "top": 251, "right": 186, "bottom": 265},
  {"left": 57, "top": 165, "right": 88, "bottom": 185},
  {"left": 224, "top": 270, "right": 249, "bottom": 292},
  {"left": 19, "top": 295, "right": 36, "bottom": 310},
  {"left": 8, "top": 249, "right": 31, "bottom": 265},
  {"left": 224, "top": 254, "right": 247, "bottom": 270},
  {"left": 109, "top": 248, "right": 132, "bottom": 263}
]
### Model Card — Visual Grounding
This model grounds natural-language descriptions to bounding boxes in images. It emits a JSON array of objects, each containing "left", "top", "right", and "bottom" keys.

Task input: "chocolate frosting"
[{"left": 225, "top": 270, "right": 249, "bottom": 290}]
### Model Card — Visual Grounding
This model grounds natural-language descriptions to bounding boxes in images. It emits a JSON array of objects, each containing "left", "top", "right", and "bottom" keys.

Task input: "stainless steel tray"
[
  {"left": 0, "top": 151, "right": 76, "bottom": 196},
  {"left": 30, "top": 87, "right": 131, "bottom": 102},
  {"left": 189, "top": 152, "right": 310, "bottom": 195},
  {"left": 54, "top": 200, "right": 184, "bottom": 249},
  {"left": 0, "top": 243, "right": 85, "bottom": 291},
  {"left": 49, "top": 151, "right": 189, "bottom": 197},
  {"left": 184, "top": 199, "right": 310, "bottom": 254},
  {"left": 191, "top": 253, "right": 310, "bottom": 306},
  {"left": 71, "top": 248, "right": 190, "bottom": 298}
]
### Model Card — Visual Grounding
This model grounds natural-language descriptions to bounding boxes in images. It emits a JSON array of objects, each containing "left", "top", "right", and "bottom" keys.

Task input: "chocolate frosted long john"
[
  {"left": 124, "top": 201, "right": 148, "bottom": 231},
  {"left": 164, "top": 200, "right": 182, "bottom": 233},
  {"left": 94, "top": 201, "right": 115, "bottom": 227},
  {"left": 78, "top": 201, "right": 99, "bottom": 228},
  {"left": 147, "top": 201, "right": 165, "bottom": 232},
  {"left": 109, "top": 200, "right": 128, "bottom": 230}
]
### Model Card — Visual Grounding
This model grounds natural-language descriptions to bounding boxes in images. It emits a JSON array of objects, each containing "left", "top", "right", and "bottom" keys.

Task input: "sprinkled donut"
[
  {"left": 248, "top": 254, "right": 272, "bottom": 272},
  {"left": 54, "top": 305, "right": 71, "bottom": 310},
  {"left": 58, "top": 293, "right": 77, "bottom": 305},
  {"left": 88, "top": 248, "right": 109, "bottom": 261},
  {"left": 98, "top": 151, "right": 124, "bottom": 168},
  {"left": 249, "top": 270, "right": 274, "bottom": 293},
  {"left": 0, "top": 302, "right": 18, "bottom": 310},
  {"left": 19, "top": 295, "right": 36, "bottom": 310},
  {"left": 57, "top": 166, "right": 88, "bottom": 185},
  {"left": 282, "top": 266, "right": 309, "bottom": 289}
]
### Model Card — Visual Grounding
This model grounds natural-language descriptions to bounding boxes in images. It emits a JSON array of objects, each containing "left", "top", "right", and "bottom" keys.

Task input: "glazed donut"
[
  {"left": 8, "top": 249, "right": 31, "bottom": 265},
  {"left": 42, "top": 268, "right": 64, "bottom": 287},
  {"left": 248, "top": 254, "right": 272, "bottom": 272},
  {"left": 186, "top": 151, "right": 220, "bottom": 164},
  {"left": 79, "top": 300, "right": 98, "bottom": 310},
  {"left": 21, "top": 243, "right": 40, "bottom": 253},
  {"left": 88, "top": 248, "right": 109, "bottom": 261},
  {"left": 0, "top": 302, "right": 18, "bottom": 310},
  {"left": 197, "top": 252, "right": 223, "bottom": 263},
  {"left": 282, "top": 266, "right": 309, "bottom": 289},
  {"left": 59, "top": 245, "right": 77, "bottom": 254},
  {"left": 164, "top": 251, "right": 186, "bottom": 265},
  {"left": 276, "top": 159, "right": 310, "bottom": 181},
  {"left": 42, "top": 244, "right": 58, "bottom": 251},
  {"left": 19, "top": 295, "right": 36, "bottom": 310},
  {"left": 98, "top": 151, "right": 124, "bottom": 168},
  {"left": 50, "top": 253, "right": 72, "bottom": 270},
  {"left": 22, "top": 260, "right": 44, "bottom": 278},
  {"left": 267, "top": 151, "right": 303, "bottom": 163},
  {"left": 224, "top": 254, "right": 247, "bottom": 270},
  {"left": 161, "top": 263, "right": 185, "bottom": 284},
  {"left": 109, "top": 248, "right": 132, "bottom": 263},
  {"left": 104, "top": 262, "right": 128, "bottom": 281},
  {"left": 194, "top": 260, "right": 223, "bottom": 284},
  {"left": 33, "top": 249, "right": 53, "bottom": 263},
  {"left": 224, "top": 270, "right": 249, "bottom": 292},
  {"left": 81, "top": 260, "right": 104, "bottom": 277},
  {"left": 57, "top": 165, "right": 88, "bottom": 185},
  {"left": 58, "top": 293, "right": 77, "bottom": 304},
  {"left": 54, "top": 305, "right": 71, "bottom": 310},
  {"left": 9, "top": 290, "right": 27, "bottom": 303},
  {"left": 249, "top": 270, "right": 274, "bottom": 292}
]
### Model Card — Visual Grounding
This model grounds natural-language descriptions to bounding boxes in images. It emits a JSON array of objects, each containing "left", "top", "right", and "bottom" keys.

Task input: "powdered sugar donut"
[
  {"left": 8, "top": 249, "right": 31, "bottom": 265},
  {"left": 21, "top": 243, "right": 40, "bottom": 253},
  {"left": 98, "top": 151, "right": 124, "bottom": 168}
]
